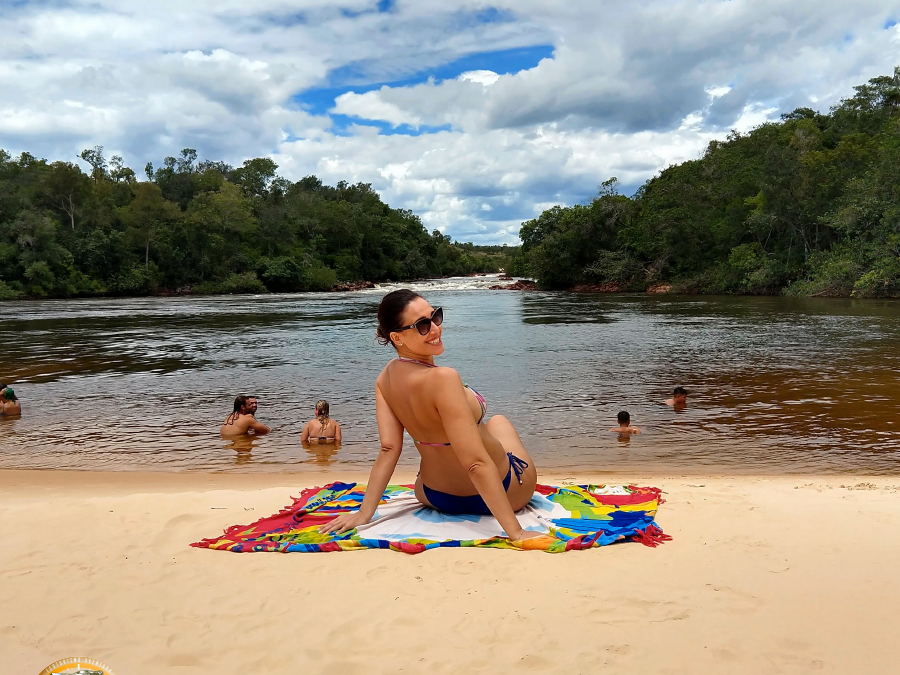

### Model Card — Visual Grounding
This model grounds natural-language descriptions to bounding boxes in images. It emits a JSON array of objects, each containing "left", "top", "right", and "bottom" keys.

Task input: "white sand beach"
[{"left": 2, "top": 469, "right": 898, "bottom": 674}]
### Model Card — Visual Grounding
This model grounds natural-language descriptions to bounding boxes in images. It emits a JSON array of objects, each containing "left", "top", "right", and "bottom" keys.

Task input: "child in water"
[
  {"left": 665, "top": 386, "right": 688, "bottom": 410},
  {"left": 609, "top": 410, "right": 640, "bottom": 434}
]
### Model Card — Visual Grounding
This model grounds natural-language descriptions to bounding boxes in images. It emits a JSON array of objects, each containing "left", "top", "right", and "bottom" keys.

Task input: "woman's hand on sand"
[{"left": 317, "top": 511, "right": 371, "bottom": 535}]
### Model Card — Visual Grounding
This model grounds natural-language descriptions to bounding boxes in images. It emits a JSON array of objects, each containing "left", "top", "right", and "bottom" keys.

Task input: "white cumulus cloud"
[{"left": 1, "top": 0, "right": 899, "bottom": 243}]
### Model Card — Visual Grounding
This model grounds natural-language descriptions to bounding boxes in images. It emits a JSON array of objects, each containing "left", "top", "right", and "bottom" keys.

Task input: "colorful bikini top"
[{"left": 396, "top": 357, "right": 487, "bottom": 446}]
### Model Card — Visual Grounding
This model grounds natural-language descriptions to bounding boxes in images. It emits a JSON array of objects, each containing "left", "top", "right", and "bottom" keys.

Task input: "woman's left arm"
[
  {"left": 433, "top": 369, "right": 528, "bottom": 540},
  {"left": 334, "top": 421, "right": 342, "bottom": 443}
]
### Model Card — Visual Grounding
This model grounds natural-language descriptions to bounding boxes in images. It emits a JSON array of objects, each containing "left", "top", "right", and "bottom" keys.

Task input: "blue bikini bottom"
[{"left": 421, "top": 452, "right": 529, "bottom": 516}]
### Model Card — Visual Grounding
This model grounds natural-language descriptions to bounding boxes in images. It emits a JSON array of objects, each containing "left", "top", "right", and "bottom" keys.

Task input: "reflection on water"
[
  {"left": 302, "top": 440, "right": 342, "bottom": 466},
  {"left": 1, "top": 274, "right": 899, "bottom": 474}
]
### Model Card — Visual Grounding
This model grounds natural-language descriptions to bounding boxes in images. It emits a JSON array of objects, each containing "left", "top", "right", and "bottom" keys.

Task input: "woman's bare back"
[
  {"left": 302, "top": 418, "right": 340, "bottom": 443},
  {"left": 377, "top": 360, "right": 515, "bottom": 496}
]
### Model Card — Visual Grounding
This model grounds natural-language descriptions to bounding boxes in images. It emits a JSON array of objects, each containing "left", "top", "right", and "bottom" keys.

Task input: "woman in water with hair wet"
[
  {"left": 319, "top": 289, "right": 544, "bottom": 542},
  {"left": 0, "top": 387, "right": 21, "bottom": 416},
  {"left": 301, "top": 400, "right": 342, "bottom": 444}
]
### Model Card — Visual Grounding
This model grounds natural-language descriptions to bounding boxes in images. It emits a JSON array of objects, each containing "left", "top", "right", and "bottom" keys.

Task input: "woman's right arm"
[
  {"left": 318, "top": 383, "right": 401, "bottom": 534},
  {"left": 300, "top": 421, "right": 310, "bottom": 443}
]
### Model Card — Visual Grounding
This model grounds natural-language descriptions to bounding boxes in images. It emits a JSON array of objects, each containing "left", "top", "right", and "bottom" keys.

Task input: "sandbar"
[{"left": 1, "top": 469, "right": 898, "bottom": 674}]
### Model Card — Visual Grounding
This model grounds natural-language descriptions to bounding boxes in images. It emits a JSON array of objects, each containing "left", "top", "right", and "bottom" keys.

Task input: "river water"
[{"left": 1, "top": 275, "right": 898, "bottom": 474}]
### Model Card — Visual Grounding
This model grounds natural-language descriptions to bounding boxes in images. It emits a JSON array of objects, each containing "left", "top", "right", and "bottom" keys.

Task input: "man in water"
[
  {"left": 609, "top": 410, "right": 641, "bottom": 434},
  {"left": 220, "top": 395, "right": 270, "bottom": 436},
  {"left": 665, "top": 386, "right": 688, "bottom": 410}
]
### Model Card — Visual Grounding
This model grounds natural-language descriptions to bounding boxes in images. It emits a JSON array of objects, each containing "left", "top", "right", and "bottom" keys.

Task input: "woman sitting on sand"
[
  {"left": 0, "top": 387, "right": 21, "bottom": 416},
  {"left": 319, "top": 289, "right": 543, "bottom": 541},
  {"left": 301, "top": 400, "right": 342, "bottom": 444}
]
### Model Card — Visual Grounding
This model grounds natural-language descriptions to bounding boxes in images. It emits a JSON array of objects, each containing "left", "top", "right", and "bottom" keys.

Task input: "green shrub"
[
  {"left": 785, "top": 244, "right": 865, "bottom": 297},
  {"left": 0, "top": 280, "right": 24, "bottom": 300},
  {"left": 583, "top": 250, "right": 646, "bottom": 289},
  {"left": 305, "top": 265, "right": 337, "bottom": 291},
  {"left": 260, "top": 256, "right": 306, "bottom": 292},
  {"left": 110, "top": 264, "right": 157, "bottom": 295},
  {"left": 219, "top": 271, "right": 267, "bottom": 294}
]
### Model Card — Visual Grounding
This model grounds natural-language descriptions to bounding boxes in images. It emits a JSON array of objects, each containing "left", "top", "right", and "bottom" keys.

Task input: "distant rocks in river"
[
  {"left": 331, "top": 280, "right": 377, "bottom": 292},
  {"left": 570, "top": 282, "right": 673, "bottom": 293},
  {"left": 488, "top": 280, "right": 676, "bottom": 292},
  {"left": 570, "top": 282, "right": 622, "bottom": 293},
  {"left": 489, "top": 280, "right": 538, "bottom": 291}
]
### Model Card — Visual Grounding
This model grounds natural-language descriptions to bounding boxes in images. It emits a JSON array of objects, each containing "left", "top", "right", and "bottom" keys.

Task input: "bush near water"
[
  {"left": 508, "top": 67, "right": 900, "bottom": 298},
  {"left": 0, "top": 150, "right": 508, "bottom": 299}
]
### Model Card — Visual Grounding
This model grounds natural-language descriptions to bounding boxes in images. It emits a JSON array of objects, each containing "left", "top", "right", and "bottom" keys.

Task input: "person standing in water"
[
  {"left": 665, "top": 386, "right": 688, "bottom": 411},
  {"left": 0, "top": 387, "right": 21, "bottom": 416},
  {"left": 301, "top": 400, "right": 342, "bottom": 444},
  {"left": 609, "top": 410, "right": 641, "bottom": 434},
  {"left": 220, "top": 395, "right": 270, "bottom": 436},
  {"left": 319, "top": 289, "right": 545, "bottom": 542}
]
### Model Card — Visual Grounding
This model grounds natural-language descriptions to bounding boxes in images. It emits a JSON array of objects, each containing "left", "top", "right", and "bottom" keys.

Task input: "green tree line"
[
  {"left": 511, "top": 67, "right": 900, "bottom": 297},
  {"left": 0, "top": 148, "right": 506, "bottom": 299}
]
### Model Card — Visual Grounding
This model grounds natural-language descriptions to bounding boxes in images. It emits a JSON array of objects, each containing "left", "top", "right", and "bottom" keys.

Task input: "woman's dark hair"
[{"left": 376, "top": 289, "right": 422, "bottom": 347}]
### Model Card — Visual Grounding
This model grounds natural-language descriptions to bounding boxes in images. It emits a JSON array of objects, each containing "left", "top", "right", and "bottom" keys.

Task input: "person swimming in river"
[
  {"left": 301, "top": 400, "right": 342, "bottom": 444},
  {"left": 665, "top": 386, "right": 688, "bottom": 410},
  {"left": 0, "top": 387, "right": 21, "bottom": 416},
  {"left": 609, "top": 410, "right": 641, "bottom": 435},
  {"left": 318, "top": 289, "right": 546, "bottom": 542},
  {"left": 220, "top": 395, "right": 270, "bottom": 436}
]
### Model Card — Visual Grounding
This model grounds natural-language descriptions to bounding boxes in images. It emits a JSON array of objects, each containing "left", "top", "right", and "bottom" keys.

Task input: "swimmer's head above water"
[
  {"left": 376, "top": 289, "right": 444, "bottom": 359},
  {"left": 610, "top": 410, "right": 641, "bottom": 434},
  {"left": 232, "top": 395, "right": 257, "bottom": 415},
  {"left": 666, "top": 386, "right": 688, "bottom": 407},
  {"left": 1, "top": 387, "right": 15, "bottom": 402}
]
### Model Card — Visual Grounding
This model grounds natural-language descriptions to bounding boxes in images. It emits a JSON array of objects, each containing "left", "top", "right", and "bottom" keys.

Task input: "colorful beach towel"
[{"left": 192, "top": 482, "right": 669, "bottom": 554}]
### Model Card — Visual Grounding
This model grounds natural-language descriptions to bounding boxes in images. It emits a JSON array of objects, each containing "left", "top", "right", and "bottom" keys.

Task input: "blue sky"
[{"left": 2, "top": 1, "right": 899, "bottom": 243}]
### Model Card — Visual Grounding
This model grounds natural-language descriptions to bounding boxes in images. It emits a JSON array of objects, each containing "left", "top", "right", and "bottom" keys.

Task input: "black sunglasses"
[{"left": 396, "top": 307, "right": 443, "bottom": 336}]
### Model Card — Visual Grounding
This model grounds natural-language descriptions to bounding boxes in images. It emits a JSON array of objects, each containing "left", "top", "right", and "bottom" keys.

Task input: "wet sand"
[{"left": 2, "top": 469, "right": 899, "bottom": 674}]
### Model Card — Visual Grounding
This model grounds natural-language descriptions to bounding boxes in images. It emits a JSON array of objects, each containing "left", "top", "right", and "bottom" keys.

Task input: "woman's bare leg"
[{"left": 485, "top": 415, "right": 538, "bottom": 511}]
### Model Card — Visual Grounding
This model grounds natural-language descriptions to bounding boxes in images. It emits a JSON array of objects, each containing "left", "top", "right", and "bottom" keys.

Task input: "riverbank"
[{"left": 2, "top": 469, "right": 898, "bottom": 674}]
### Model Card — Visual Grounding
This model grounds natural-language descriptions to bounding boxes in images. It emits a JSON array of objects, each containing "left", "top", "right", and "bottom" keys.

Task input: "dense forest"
[
  {"left": 0, "top": 149, "right": 506, "bottom": 300},
  {"left": 511, "top": 67, "right": 900, "bottom": 297}
]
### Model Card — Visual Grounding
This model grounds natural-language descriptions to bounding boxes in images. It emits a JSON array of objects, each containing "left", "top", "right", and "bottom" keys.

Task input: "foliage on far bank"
[
  {"left": 510, "top": 67, "right": 900, "bottom": 298},
  {"left": 0, "top": 149, "right": 507, "bottom": 299}
]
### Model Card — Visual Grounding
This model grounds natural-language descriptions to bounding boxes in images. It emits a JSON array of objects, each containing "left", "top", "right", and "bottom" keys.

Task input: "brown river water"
[{"left": 1, "top": 275, "right": 898, "bottom": 474}]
